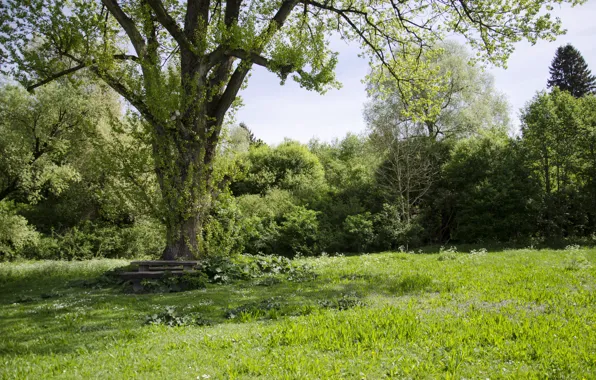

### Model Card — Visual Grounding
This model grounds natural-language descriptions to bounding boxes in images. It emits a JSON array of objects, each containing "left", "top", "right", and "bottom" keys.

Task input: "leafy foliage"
[
  {"left": 0, "top": 201, "right": 39, "bottom": 260},
  {"left": 547, "top": 44, "right": 596, "bottom": 97},
  {"left": 521, "top": 89, "right": 596, "bottom": 238},
  {"left": 444, "top": 132, "right": 541, "bottom": 242},
  {"left": 197, "top": 254, "right": 316, "bottom": 284},
  {"left": 1, "top": 0, "right": 581, "bottom": 259},
  {"left": 145, "top": 306, "right": 212, "bottom": 327}
]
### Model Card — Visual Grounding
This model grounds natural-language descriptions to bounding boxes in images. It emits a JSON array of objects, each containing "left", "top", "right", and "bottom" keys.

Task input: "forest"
[{"left": 2, "top": 41, "right": 596, "bottom": 260}]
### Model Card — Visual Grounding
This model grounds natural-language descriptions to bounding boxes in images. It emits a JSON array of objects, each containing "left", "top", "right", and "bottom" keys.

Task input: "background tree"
[
  {"left": 365, "top": 41, "right": 510, "bottom": 142},
  {"left": 547, "top": 44, "right": 596, "bottom": 97},
  {"left": 365, "top": 42, "right": 510, "bottom": 232},
  {"left": 232, "top": 140, "right": 327, "bottom": 204},
  {"left": 521, "top": 88, "right": 587, "bottom": 237},
  {"left": 0, "top": 82, "right": 116, "bottom": 203},
  {"left": 443, "top": 131, "right": 541, "bottom": 242},
  {"left": 578, "top": 95, "right": 596, "bottom": 231},
  {"left": 239, "top": 122, "right": 264, "bottom": 147},
  {"left": 1, "top": 0, "right": 583, "bottom": 259}
]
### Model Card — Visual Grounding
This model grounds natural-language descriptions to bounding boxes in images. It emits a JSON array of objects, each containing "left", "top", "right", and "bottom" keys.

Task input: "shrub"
[
  {"left": 22, "top": 219, "right": 164, "bottom": 260},
  {"left": 0, "top": 201, "right": 40, "bottom": 260},
  {"left": 374, "top": 203, "right": 423, "bottom": 250},
  {"left": 344, "top": 212, "right": 375, "bottom": 252},
  {"left": 145, "top": 306, "right": 211, "bottom": 327},
  {"left": 202, "top": 195, "right": 247, "bottom": 257},
  {"left": 277, "top": 206, "right": 320, "bottom": 257},
  {"left": 199, "top": 254, "right": 316, "bottom": 284}
]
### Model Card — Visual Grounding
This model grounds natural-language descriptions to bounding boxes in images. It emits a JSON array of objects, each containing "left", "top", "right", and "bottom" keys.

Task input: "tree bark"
[
  {"left": 153, "top": 111, "right": 215, "bottom": 260},
  {"left": 162, "top": 216, "right": 200, "bottom": 260}
]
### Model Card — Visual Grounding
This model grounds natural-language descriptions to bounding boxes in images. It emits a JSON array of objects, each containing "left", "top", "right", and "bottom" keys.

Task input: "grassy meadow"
[{"left": 1, "top": 248, "right": 595, "bottom": 379}]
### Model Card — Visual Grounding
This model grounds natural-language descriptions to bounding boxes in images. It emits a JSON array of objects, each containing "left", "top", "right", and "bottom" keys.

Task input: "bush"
[
  {"left": 443, "top": 134, "right": 540, "bottom": 243},
  {"left": 21, "top": 219, "right": 165, "bottom": 260},
  {"left": 202, "top": 195, "right": 247, "bottom": 257},
  {"left": 0, "top": 201, "right": 40, "bottom": 260},
  {"left": 373, "top": 203, "right": 423, "bottom": 250},
  {"left": 237, "top": 192, "right": 320, "bottom": 257},
  {"left": 231, "top": 141, "right": 327, "bottom": 204},
  {"left": 199, "top": 254, "right": 316, "bottom": 284},
  {"left": 344, "top": 212, "right": 375, "bottom": 252},
  {"left": 145, "top": 306, "right": 211, "bottom": 327},
  {"left": 277, "top": 206, "right": 320, "bottom": 257}
]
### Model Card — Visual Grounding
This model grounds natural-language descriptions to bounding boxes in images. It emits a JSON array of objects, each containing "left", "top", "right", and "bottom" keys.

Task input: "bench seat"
[
  {"left": 130, "top": 260, "right": 199, "bottom": 272},
  {"left": 119, "top": 271, "right": 194, "bottom": 280}
]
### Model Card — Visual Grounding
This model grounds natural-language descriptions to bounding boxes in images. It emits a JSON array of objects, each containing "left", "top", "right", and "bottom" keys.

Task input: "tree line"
[{"left": 1, "top": 41, "right": 595, "bottom": 260}]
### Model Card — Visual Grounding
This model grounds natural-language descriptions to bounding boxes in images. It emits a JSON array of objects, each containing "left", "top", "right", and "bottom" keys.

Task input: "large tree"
[
  {"left": 365, "top": 42, "right": 510, "bottom": 224},
  {"left": 364, "top": 41, "right": 511, "bottom": 142},
  {"left": 547, "top": 44, "right": 596, "bottom": 97},
  {"left": 0, "top": 0, "right": 586, "bottom": 259},
  {"left": 521, "top": 88, "right": 586, "bottom": 236}
]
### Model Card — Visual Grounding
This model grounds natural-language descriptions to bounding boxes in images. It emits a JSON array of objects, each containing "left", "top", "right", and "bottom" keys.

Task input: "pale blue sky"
[{"left": 236, "top": 2, "right": 596, "bottom": 144}]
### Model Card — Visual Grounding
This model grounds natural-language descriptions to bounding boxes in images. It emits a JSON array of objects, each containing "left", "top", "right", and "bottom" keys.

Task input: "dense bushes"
[
  {"left": 443, "top": 133, "right": 541, "bottom": 242},
  {"left": 3, "top": 81, "right": 596, "bottom": 261},
  {"left": 10, "top": 220, "right": 165, "bottom": 260},
  {"left": 0, "top": 202, "right": 39, "bottom": 260}
]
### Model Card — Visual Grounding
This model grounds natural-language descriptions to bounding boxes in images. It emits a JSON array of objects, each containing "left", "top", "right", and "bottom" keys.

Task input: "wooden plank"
[
  {"left": 119, "top": 271, "right": 194, "bottom": 280},
  {"left": 131, "top": 260, "right": 199, "bottom": 266},
  {"left": 142, "top": 266, "right": 186, "bottom": 271}
]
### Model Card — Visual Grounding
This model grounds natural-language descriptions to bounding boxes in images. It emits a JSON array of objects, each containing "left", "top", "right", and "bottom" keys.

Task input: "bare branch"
[
  {"left": 102, "top": 0, "right": 147, "bottom": 57},
  {"left": 26, "top": 54, "right": 139, "bottom": 92},
  {"left": 27, "top": 64, "right": 86, "bottom": 92},
  {"left": 146, "top": 0, "right": 196, "bottom": 53}
]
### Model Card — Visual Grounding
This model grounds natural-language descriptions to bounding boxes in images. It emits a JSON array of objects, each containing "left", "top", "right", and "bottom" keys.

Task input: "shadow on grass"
[{"left": 0, "top": 263, "right": 441, "bottom": 357}]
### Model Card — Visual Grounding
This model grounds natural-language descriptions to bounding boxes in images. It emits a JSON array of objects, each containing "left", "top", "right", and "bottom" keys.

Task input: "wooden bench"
[
  {"left": 120, "top": 260, "right": 199, "bottom": 292},
  {"left": 132, "top": 260, "right": 198, "bottom": 272},
  {"left": 120, "top": 260, "right": 200, "bottom": 284}
]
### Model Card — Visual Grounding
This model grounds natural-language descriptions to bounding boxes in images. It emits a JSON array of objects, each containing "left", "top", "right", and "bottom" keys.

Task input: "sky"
[{"left": 236, "top": 2, "right": 596, "bottom": 145}]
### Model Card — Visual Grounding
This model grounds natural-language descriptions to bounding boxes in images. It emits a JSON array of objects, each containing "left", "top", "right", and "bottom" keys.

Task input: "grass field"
[{"left": 1, "top": 248, "right": 595, "bottom": 379}]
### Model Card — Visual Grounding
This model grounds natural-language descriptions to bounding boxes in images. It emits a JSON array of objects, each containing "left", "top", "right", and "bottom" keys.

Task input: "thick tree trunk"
[
  {"left": 153, "top": 112, "right": 216, "bottom": 261},
  {"left": 162, "top": 217, "right": 200, "bottom": 260}
]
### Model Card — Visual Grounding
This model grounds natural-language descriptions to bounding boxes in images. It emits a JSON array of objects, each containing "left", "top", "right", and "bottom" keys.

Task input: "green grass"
[{"left": 1, "top": 248, "right": 595, "bottom": 379}]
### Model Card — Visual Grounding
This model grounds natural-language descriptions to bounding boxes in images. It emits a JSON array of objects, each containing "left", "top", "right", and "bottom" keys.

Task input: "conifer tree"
[{"left": 547, "top": 44, "right": 596, "bottom": 97}]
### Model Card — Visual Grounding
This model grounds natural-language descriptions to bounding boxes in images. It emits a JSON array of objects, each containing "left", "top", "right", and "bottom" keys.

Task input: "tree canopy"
[{"left": 0, "top": 0, "right": 587, "bottom": 259}]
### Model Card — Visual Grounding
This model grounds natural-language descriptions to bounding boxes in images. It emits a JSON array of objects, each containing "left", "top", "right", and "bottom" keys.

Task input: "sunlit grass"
[{"left": 1, "top": 248, "right": 595, "bottom": 379}]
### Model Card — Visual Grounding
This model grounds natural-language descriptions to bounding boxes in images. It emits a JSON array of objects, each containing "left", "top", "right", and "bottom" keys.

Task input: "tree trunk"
[
  {"left": 153, "top": 112, "right": 217, "bottom": 260},
  {"left": 162, "top": 217, "right": 200, "bottom": 260}
]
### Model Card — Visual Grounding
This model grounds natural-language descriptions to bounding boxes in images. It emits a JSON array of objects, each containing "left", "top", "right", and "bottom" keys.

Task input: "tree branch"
[
  {"left": 211, "top": 0, "right": 299, "bottom": 122},
  {"left": 102, "top": 0, "right": 147, "bottom": 57},
  {"left": 205, "top": 0, "right": 299, "bottom": 164},
  {"left": 27, "top": 64, "right": 86, "bottom": 92},
  {"left": 146, "top": 0, "right": 196, "bottom": 53},
  {"left": 91, "top": 66, "right": 161, "bottom": 129},
  {"left": 26, "top": 54, "right": 139, "bottom": 92},
  {"left": 224, "top": 0, "right": 241, "bottom": 26},
  {"left": 185, "top": 0, "right": 210, "bottom": 42},
  {"left": 226, "top": 49, "right": 303, "bottom": 79}
]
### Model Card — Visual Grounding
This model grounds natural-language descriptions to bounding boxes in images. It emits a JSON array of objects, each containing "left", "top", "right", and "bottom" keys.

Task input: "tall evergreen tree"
[
  {"left": 547, "top": 44, "right": 596, "bottom": 97},
  {"left": 239, "top": 123, "right": 264, "bottom": 147}
]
